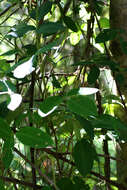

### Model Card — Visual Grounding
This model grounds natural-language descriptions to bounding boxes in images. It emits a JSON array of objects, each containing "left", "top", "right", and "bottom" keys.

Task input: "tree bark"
[{"left": 110, "top": 0, "right": 127, "bottom": 187}]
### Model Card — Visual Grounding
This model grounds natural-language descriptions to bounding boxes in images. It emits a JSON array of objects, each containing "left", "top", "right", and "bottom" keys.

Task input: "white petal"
[
  {"left": 7, "top": 93, "right": 22, "bottom": 111},
  {"left": 78, "top": 87, "right": 99, "bottom": 95},
  {"left": 13, "top": 56, "right": 35, "bottom": 78},
  {"left": 38, "top": 106, "right": 57, "bottom": 117},
  {"left": 8, "top": 32, "right": 18, "bottom": 37}
]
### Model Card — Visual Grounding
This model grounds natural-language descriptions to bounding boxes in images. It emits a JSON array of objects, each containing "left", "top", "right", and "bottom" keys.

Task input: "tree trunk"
[{"left": 110, "top": 0, "right": 127, "bottom": 187}]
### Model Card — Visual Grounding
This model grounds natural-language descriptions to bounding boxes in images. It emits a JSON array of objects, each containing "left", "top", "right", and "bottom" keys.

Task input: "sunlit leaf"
[
  {"left": 70, "top": 32, "right": 80, "bottom": 45},
  {"left": 100, "top": 18, "right": 109, "bottom": 28},
  {"left": 13, "top": 55, "right": 35, "bottom": 78},
  {"left": 16, "top": 127, "right": 53, "bottom": 148}
]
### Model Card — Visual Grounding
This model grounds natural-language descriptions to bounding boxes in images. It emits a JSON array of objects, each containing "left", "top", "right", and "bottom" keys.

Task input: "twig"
[
  {"left": 0, "top": 176, "right": 42, "bottom": 189},
  {"left": 13, "top": 147, "right": 59, "bottom": 190}
]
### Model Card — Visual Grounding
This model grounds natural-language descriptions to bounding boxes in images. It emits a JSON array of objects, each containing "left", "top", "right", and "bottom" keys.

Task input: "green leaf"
[
  {"left": 52, "top": 74, "right": 61, "bottom": 88},
  {"left": 87, "top": 66, "right": 100, "bottom": 84},
  {"left": 0, "top": 180, "right": 5, "bottom": 190},
  {"left": 0, "top": 49, "right": 18, "bottom": 56},
  {"left": 100, "top": 18, "right": 109, "bottom": 28},
  {"left": 16, "top": 127, "right": 53, "bottom": 148},
  {"left": 2, "top": 146, "right": 13, "bottom": 169},
  {"left": 72, "top": 60, "right": 93, "bottom": 66},
  {"left": 9, "top": 23, "right": 36, "bottom": 38},
  {"left": 63, "top": 16, "right": 78, "bottom": 32},
  {"left": 0, "top": 102, "right": 9, "bottom": 118},
  {"left": 95, "top": 29, "right": 118, "bottom": 43},
  {"left": 0, "top": 59, "right": 10, "bottom": 72},
  {"left": 36, "top": 22, "right": 65, "bottom": 37},
  {"left": 38, "top": 0, "right": 52, "bottom": 20},
  {"left": 73, "top": 176, "right": 90, "bottom": 190},
  {"left": 6, "top": 80, "right": 16, "bottom": 92},
  {"left": 75, "top": 115, "right": 94, "bottom": 139},
  {"left": 0, "top": 118, "right": 12, "bottom": 140},
  {"left": 36, "top": 40, "right": 58, "bottom": 55},
  {"left": 73, "top": 139, "right": 97, "bottom": 177},
  {"left": 92, "top": 114, "right": 127, "bottom": 130},
  {"left": 67, "top": 95, "right": 98, "bottom": 118},
  {"left": 39, "top": 96, "right": 62, "bottom": 113},
  {"left": 57, "top": 178, "right": 74, "bottom": 190},
  {"left": 0, "top": 81, "right": 8, "bottom": 92}
]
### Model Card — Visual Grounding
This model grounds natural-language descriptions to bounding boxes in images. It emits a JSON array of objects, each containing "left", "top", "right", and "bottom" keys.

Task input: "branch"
[
  {"left": 13, "top": 147, "right": 59, "bottom": 190},
  {"left": 0, "top": 176, "right": 42, "bottom": 189},
  {"left": 40, "top": 148, "right": 126, "bottom": 190}
]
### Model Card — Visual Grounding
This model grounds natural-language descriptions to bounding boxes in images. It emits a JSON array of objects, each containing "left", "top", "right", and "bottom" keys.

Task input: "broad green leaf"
[
  {"left": 75, "top": 115, "right": 94, "bottom": 139},
  {"left": 30, "top": 1, "right": 52, "bottom": 20},
  {"left": 92, "top": 114, "right": 127, "bottom": 130},
  {"left": 0, "top": 49, "right": 18, "bottom": 56},
  {"left": 87, "top": 66, "right": 100, "bottom": 84},
  {"left": 73, "top": 139, "right": 97, "bottom": 177},
  {"left": 57, "top": 178, "right": 74, "bottom": 190},
  {"left": 95, "top": 29, "right": 118, "bottom": 43},
  {"left": 14, "top": 23, "right": 35, "bottom": 37},
  {"left": 63, "top": 16, "right": 78, "bottom": 32},
  {"left": 2, "top": 147, "right": 13, "bottom": 169},
  {"left": 16, "top": 127, "right": 53, "bottom": 148},
  {"left": 39, "top": 96, "right": 62, "bottom": 113},
  {"left": 38, "top": 0, "right": 52, "bottom": 20},
  {"left": 67, "top": 95, "right": 98, "bottom": 118},
  {"left": 73, "top": 176, "right": 90, "bottom": 190},
  {"left": 36, "top": 40, "right": 58, "bottom": 55},
  {"left": 36, "top": 22, "right": 65, "bottom": 37},
  {"left": 0, "top": 117, "right": 12, "bottom": 140}
]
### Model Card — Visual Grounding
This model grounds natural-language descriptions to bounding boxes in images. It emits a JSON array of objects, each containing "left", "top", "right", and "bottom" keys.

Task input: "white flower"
[
  {"left": 38, "top": 106, "right": 57, "bottom": 117},
  {"left": 7, "top": 93, "right": 22, "bottom": 111},
  {"left": 78, "top": 87, "right": 99, "bottom": 95},
  {"left": 0, "top": 80, "right": 22, "bottom": 111},
  {"left": 8, "top": 32, "right": 18, "bottom": 37},
  {"left": 13, "top": 56, "right": 35, "bottom": 78}
]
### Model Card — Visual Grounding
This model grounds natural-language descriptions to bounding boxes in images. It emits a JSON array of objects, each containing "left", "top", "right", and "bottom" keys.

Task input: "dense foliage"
[{"left": 0, "top": 0, "right": 127, "bottom": 189}]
